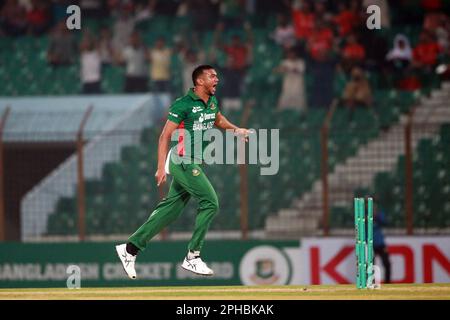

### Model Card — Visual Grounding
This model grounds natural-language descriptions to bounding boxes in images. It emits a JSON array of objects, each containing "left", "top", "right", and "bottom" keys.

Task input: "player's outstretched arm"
[{"left": 155, "top": 120, "right": 179, "bottom": 186}]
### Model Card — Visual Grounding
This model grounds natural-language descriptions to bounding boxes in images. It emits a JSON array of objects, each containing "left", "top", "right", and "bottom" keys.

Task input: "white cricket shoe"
[
  {"left": 181, "top": 256, "right": 214, "bottom": 276},
  {"left": 115, "top": 244, "right": 137, "bottom": 279}
]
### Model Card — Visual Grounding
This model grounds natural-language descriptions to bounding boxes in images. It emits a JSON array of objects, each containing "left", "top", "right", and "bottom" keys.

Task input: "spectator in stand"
[
  {"left": 386, "top": 34, "right": 413, "bottom": 71},
  {"left": 413, "top": 31, "right": 443, "bottom": 71},
  {"left": 111, "top": 3, "right": 136, "bottom": 57},
  {"left": 383, "top": 32, "right": 411, "bottom": 91},
  {"left": 341, "top": 33, "right": 366, "bottom": 74},
  {"left": 333, "top": 2, "right": 359, "bottom": 37},
  {"left": 307, "top": 19, "right": 337, "bottom": 108},
  {"left": 341, "top": 67, "right": 373, "bottom": 114},
  {"left": 98, "top": 26, "right": 114, "bottom": 66},
  {"left": 292, "top": 0, "right": 315, "bottom": 47},
  {"left": 80, "top": 32, "right": 102, "bottom": 94},
  {"left": 274, "top": 48, "right": 307, "bottom": 111},
  {"left": 423, "top": 9, "right": 447, "bottom": 33},
  {"left": 214, "top": 21, "right": 253, "bottom": 99},
  {"left": 271, "top": 14, "right": 296, "bottom": 50},
  {"left": 26, "top": 0, "right": 51, "bottom": 36},
  {"left": 148, "top": 37, "right": 172, "bottom": 93},
  {"left": 306, "top": 18, "right": 334, "bottom": 62},
  {"left": 116, "top": 31, "right": 149, "bottom": 93},
  {"left": 0, "top": 0, "right": 27, "bottom": 36},
  {"left": 180, "top": 47, "right": 206, "bottom": 94},
  {"left": 47, "top": 21, "right": 78, "bottom": 67}
]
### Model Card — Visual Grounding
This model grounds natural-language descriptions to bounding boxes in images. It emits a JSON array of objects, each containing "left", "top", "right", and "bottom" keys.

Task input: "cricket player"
[{"left": 116, "top": 65, "right": 252, "bottom": 278}]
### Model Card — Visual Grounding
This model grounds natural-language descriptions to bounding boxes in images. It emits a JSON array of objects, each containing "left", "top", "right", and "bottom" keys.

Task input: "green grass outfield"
[{"left": 0, "top": 283, "right": 449, "bottom": 300}]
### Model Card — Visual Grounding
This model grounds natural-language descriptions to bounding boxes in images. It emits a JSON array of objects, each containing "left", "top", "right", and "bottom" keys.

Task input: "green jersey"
[{"left": 167, "top": 88, "right": 219, "bottom": 161}]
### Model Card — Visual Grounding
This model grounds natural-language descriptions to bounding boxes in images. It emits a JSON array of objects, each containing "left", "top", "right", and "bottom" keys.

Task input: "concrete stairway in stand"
[{"left": 265, "top": 82, "right": 450, "bottom": 238}]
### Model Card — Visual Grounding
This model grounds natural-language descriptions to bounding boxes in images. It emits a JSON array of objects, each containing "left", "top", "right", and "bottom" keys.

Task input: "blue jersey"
[{"left": 373, "top": 210, "right": 387, "bottom": 248}]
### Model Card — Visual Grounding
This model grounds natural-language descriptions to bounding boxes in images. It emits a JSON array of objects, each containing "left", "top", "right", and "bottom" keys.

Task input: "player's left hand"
[{"left": 234, "top": 128, "right": 254, "bottom": 142}]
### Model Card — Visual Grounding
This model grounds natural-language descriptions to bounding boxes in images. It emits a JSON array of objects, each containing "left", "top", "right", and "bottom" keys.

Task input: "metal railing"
[{"left": 0, "top": 100, "right": 449, "bottom": 241}]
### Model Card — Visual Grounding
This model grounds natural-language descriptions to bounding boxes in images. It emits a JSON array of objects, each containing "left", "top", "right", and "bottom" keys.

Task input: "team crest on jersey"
[
  {"left": 192, "top": 169, "right": 200, "bottom": 176},
  {"left": 210, "top": 103, "right": 216, "bottom": 110}
]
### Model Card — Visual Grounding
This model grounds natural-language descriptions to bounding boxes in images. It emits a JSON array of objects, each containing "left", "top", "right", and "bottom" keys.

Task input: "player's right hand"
[{"left": 155, "top": 169, "right": 166, "bottom": 186}]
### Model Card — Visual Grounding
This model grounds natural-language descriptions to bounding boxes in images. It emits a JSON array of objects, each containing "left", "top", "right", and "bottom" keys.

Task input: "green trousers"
[{"left": 128, "top": 156, "right": 219, "bottom": 252}]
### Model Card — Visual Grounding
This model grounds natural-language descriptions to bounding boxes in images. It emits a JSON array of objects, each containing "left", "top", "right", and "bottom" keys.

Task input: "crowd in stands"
[
  {"left": 1, "top": 0, "right": 450, "bottom": 113},
  {"left": 271, "top": 0, "right": 450, "bottom": 112}
]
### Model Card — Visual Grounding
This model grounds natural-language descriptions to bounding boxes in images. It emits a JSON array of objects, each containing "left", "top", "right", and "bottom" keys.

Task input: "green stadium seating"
[
  {"left": 39, "top": 12, "right": 446, "bottom": 235},
  {"left": 330, "top": 123, "right": 450, "bottom": 230}
]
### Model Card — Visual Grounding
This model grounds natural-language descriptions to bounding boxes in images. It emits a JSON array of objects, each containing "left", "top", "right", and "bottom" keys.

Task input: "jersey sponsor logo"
[
  {"left": 198, "top": 112, "right": 216, "bottom": 123},
  {"left": 192, "top": 106, "right": 203, "bottom": 113},
  {"left": 169, "top": 112, "right": 179, "bottom": 118},
  {"left": 194, "top": 113, "right": 216, "bottom": 130}
]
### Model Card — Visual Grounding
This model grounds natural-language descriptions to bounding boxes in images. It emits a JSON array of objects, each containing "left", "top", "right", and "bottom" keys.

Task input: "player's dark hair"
[{"left": 192, "top": 65, "right": 214, "bottom": 86}]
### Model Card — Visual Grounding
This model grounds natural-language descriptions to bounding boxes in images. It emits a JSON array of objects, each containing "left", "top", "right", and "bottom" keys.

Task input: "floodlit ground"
[{"left": 0, "top": 283, "right": 449, "bottom": 300}]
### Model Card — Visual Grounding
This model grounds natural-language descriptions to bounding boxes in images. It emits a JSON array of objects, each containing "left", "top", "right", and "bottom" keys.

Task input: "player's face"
[{"left": 201, "top": 69, "right": 219, "bottom": 95}]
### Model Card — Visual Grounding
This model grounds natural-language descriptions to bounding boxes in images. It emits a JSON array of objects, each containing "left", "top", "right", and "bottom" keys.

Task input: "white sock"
[{"left": 187, "top": 250, "right": 200, "bottom": 260}]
